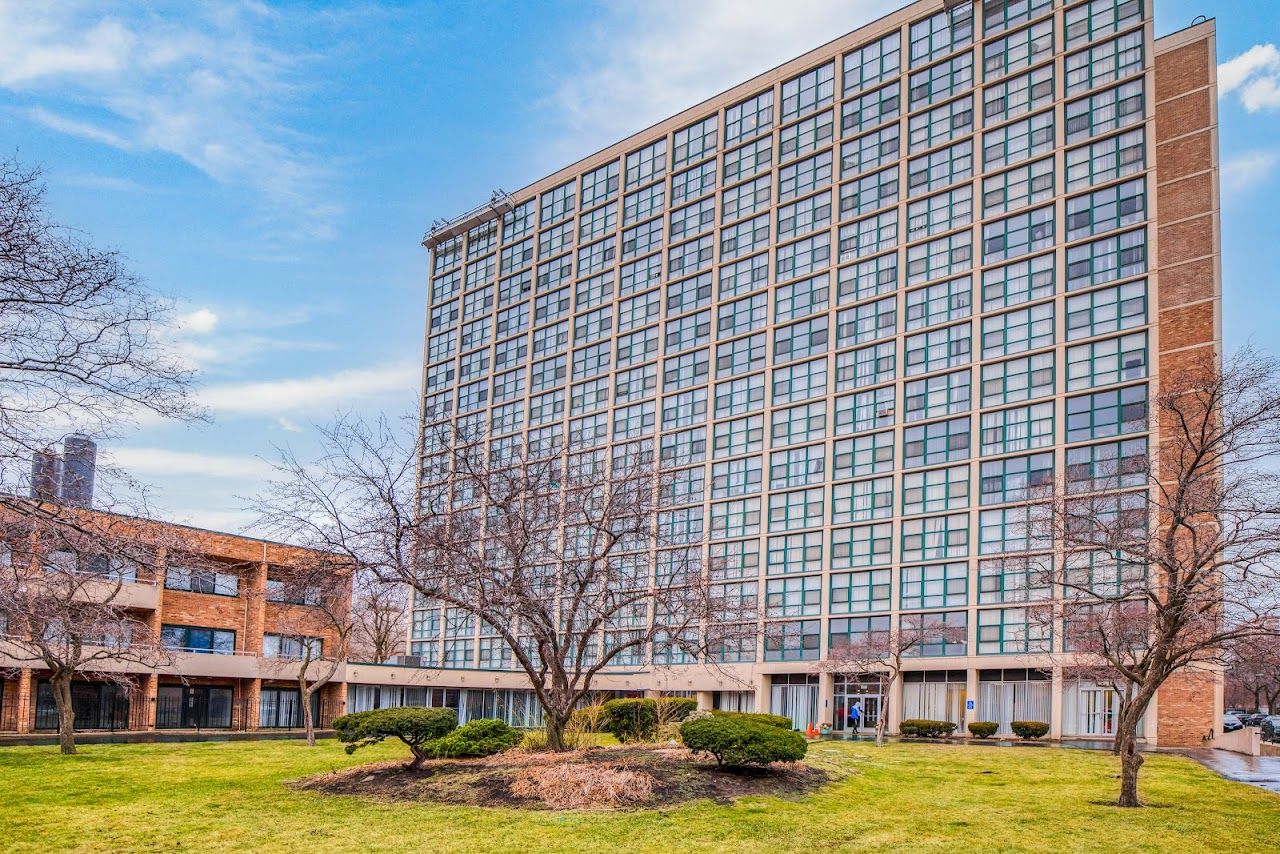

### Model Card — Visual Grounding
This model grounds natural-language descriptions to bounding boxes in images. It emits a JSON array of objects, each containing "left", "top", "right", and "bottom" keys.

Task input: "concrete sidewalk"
[{"left": 1181, "top": 749, "right": 1280, "bottom": 795}]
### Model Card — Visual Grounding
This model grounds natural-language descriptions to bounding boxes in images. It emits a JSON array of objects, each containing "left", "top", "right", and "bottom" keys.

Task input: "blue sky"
[{"left": 1, "top": 0, "right": 1277, "bottom": 532}]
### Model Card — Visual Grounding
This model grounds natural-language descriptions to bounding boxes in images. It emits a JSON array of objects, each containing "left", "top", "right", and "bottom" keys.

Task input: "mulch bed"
[{"left": 292, "top": 745, "right": 832, "bottom": 810}]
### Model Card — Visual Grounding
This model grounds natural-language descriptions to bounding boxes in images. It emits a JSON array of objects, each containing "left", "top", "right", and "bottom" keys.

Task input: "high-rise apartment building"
[{"left": 414, "top": 0, "right": 1222, "bottom": 745}]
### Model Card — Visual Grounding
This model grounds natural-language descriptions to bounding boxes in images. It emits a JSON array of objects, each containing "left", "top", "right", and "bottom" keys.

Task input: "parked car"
[
  {"left": 1222, "top": 714, "right": 1244, "bottom": 733},
  {"left": 1226, "top": 709, "right": 1248, "bottom": 717},
  {"left": 1242, "top": 713, "right": 1267, "bottom": 727},
  {"left": 1262, "top": 716, "right": 1280, "bottom": 742}
]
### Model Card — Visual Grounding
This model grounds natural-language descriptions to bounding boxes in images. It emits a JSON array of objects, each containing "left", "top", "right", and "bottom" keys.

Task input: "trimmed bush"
[
  {"left": 681, "top": 715, "right": 807, "bottom": 768},
  {"left": 710, "top": 710, "right": 794, "bottom": 730},
  {"left": 968, "top": 721, "right": 999, "bottom": 739},
  {"left": 602, "top": 698, "right": 659, "bottom": 742},
  {"left": 333, "top": 707, "right": 458, "bottom": 768},
  {"left": 425, "top": 718, "right": 522, "bottom": 758},
  {"left": 899, "top": 719, "right": 958, "bottom": 738},
  {"left": 1011, "top": 720, "right": 1050, "bottom": 740},
  {"left": 569, "top": 705, "right": 607, "bottom": 733}
]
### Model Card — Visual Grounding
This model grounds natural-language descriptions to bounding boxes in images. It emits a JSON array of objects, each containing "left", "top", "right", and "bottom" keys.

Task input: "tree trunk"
[
  {"left": 1114, "top": 709, "right": 1144, "bottom": 807},
  {"left": 52, "top": 670, "right": 76, "bottom": 755},
  {"left": 299, "top": 677, "right": 316, "bottom": 748},
  {"left": 545, "top": 711, "right": 571, "bottom": 752}
]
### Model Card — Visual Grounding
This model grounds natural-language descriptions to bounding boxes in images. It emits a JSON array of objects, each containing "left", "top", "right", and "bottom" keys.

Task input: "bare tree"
[
  {"left": 1031, "top": 347, "right": 1280, "bottom": 807},
  {"left": 347, "top": 571, "right": 409, "bottom": 664},
  {"left": 259, "top": 556, "right": 353, "bottom": 747},
  {"left": 820, "top": 617, "right": 968, "bottom": 746},
  {"left": 1226, "top": 633, "right": 1280, "bottom": 714},
  {"left": 254, "top": 415, "right": 747, "bottom": 752},
  {"left": 0, "top": 505, "right": 192, "bottom": 753}
]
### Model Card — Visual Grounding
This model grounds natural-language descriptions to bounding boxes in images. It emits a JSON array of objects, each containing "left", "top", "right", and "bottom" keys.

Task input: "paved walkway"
[{"left": 1181, "top": 749, "right": 1280, "bottom": 795}]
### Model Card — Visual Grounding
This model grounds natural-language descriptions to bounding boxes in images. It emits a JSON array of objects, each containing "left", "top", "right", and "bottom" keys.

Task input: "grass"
[{"left": 1, "top": 738, "right": 1277, "bottom": 853}]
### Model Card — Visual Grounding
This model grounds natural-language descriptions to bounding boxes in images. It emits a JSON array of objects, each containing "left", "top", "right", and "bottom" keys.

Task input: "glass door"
[{"left": 1081, "top": 688, "right": 1116, "bottom": 735}]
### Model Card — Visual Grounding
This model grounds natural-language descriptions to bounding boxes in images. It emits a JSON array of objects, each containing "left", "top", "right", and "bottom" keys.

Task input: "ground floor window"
[
  {"left": 33, "top": 681, "right": 132, "bottom": 731},
  {"left": 1062, "top": 679, "right": 1143, "bottom": 737},
  {"left": 156, "top": 685, "right": 233, "bottom": 729},
  {"left": 258, "top": 688, "right": 320, "bottom": 729},
  {"left": 713, "top": 691, "right": 756, "bottom": 713},
  {"left": 461, "top": 689, "right": 543, "bottom": 728},
  {"left": 769, "top": 673, "right": 819, "bottom": 731},
  {"left": 902, "top": 670, "right": 967, "bottom": 726},
  {"left": 978, "top": 668, "right": 1051, "bottom": 735}
]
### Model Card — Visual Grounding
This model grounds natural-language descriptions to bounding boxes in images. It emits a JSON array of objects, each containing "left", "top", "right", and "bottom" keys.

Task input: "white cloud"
[
  {"left": 0, "top": 1, "right": 339, "bottom": 239},
  {"left": 542, "top": 0, "right": 899, "bottom": 160},
  {"left": 198, "top": 360, "right": 420, "bottom": 419},
  {"left": 275, "top": 416, "right": 303, "bottom": 434},
  {"left": 1219, "top": 43, "right": 1280, "bottom": 113},
  {"left": 105, "top": 447, "right": 273, "bottom": 481},
  {"left": 177, "top": 307, "right": 219, "bottom": 335},
  {"left": 1222, "top": 149, "right": 1280, "bottom": 193}
]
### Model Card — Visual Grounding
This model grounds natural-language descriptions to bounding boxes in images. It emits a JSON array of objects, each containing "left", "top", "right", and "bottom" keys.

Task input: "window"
[
  {"left": 502, "top": 199, "right": 535, "bottom": 242},
  {"left": 836, "top": 296, "right": 896, "bottom": 347},
  {"left": 981, "top": 401, "right": 1055, "bottom": 454},
  {"left": 830, "top": 570, "right": 891, "bottom": 613},
  {"left": 836, "top": 342, "right": 896, "bottom": 390},
  {"left": 1066, "top": 79, "right": 1144, "bottom": 143},
  {"left": 618, "top": 290, "right": 659, "bottom": 333},
  {"left": 775, "top": 273, "right": 830, "bottom": 323},
  {"left": 624, "top": 183, "right": 665, "bottom": 225},
  {"left": 983, "top": 19, "right": 1053, "bottom": 79},
  {"left": 772, "top": 358, "right": 828, "bottom": 405},
  {"left": 664, "top": 309, "right": 711, "bottom": 353},
  {"left": 769, "top": 444, "right": 826, "bottom": 489},
  {"left": 1066, "top": 332, "right": 1147, "bottom": 390},
  {"left": 1066, "top": 436, "right": 1148, "bottom": 494},
  {"left": 983, "top": 0, "right": 1053, "bottom": 37},
  {"left": 771, "top": 402, "right": 827, "bottom": 446},
  {"left": 767, "top": 533, "right": 824, "bottom": 576},
  {"left": 617, "top": 326, "right": 658, "bottom": 368},
  {"left": 902, "top": 563, "right": 968, "bottom": 609},
  {"left": 906, "top": 186, "right": 972, "bottom": 239},
  {"left": 833, "top": 431, "right": 894, "bottom": 478},
  {"left": 663, "top": 348, "right": 710, "bottom": 390},
  {"left": 838, "top": 211, "right": 897, "bottom": 260},
  {"left": 540, "top": 180, "right": 575, "bottom": 225},
  {"left": 980, "top": 452, "right": 1054, "bottom": 504},
  {"left": 901, "top": 611, "right": 968, "bottom": 657},
  {"left": 710, "top": 498, "right": 761, "bottom": 539},
  {"left": 906, "top": 277, "right": 971, "bottom": 330},
  {"left": 909, "top": 3, "right": 973, "bottom": 67},
  {"left": 764, "top": 620, "right": 820, "bottom": 661},
  {"left": 615, "top": 364, "right": 657, "bottom": 403},
  {"left": 831, "top": 523, "right": 892, "bottom": 569},
  {"left": 844, "top": 31, "right": 901, "bottom": 94},
  {"left": 978, "top": 607, "right": 1051, "bottom": 654},
  {"left": 669, "top": 235, "right": 715, "bottom": 277},
  {"left": 983, "top": 157, "right": 1054, "bottom": 215},
  {"left": 907, "top": 232, "right": 973, "bottom": 285},
  {"left": 841, "top": 85, "right": 901, "bottom": 137},
  {"left": 580, "top": 160, "right": 619, "bottom": 208},
  {"left": 839, "top": 124, "right": 901, "bottom": 176},
  {"left": 908, "top": 139, "right": 973, "bottom": 196},
  {"left": 671, "top": 160, "right": 718, "bottom": 205},
  {"left": 903, "top": 417, "right": 970, "bottom": 467},
  {"left": 838, "top": 252, "right": 898, "bottom": 304},
  {"left": 781, "top": 63, "right": 835, "bottom": 121},
  {"left": 834, "top": 385, "right": 895, "bottom": 434},
  {"left": 982, "top": 302, "right": 1054, "bottom": 357},
  {"left": 908, "top": 96, "right": 974, "bottom": 153},
  {"left": 263, "top": 634, "right": 323, "bottom": 660},
  {"left": 723, "top": 137, "right": 773, "bottom": 184},
  {"left": 669, "top": 197, "right": 715, "bottom": 241},
  {"left": 1066, "top": 229, "right": 1147, "bottom": 290},
  {"left": 902, "top": 465, "right": 970, "bottom": 514},
  {"left": 717, "top": 333, "right": 766, "bottom": 377},
  {"left": 983, "top": 111, "right": 1054, "bottom": 170},
  {"left": 713, "top": 415, "right": 764, "bottom": 458},
  {"left": 711, "top": 456, "right": 762, "bottom": 498},
  {"left": 979, "top": 504, "right": 1050, "bottom": 554},
  {"left": 1066, "top": 128, "right": 1145, "bottom": 190},
  {"left": 901, "top": 514, "right": 969, "bottom": 562},
  {"left": 765, "top": 575, "right": 821, "bottom": 618},
  {"left": 722, "top": 175, "right": 771, "bottom": 223},
  {"left": 709, "top": 539, "right": 760, "bottom": 579},
  {"left": 978, "top": 555, "right": 1051, "bottom": 604},
  {"left": 720, "top": 252, "right": 770, "bottom": 299},
  {"left": 1066, "top": 0, "right": 1145, "bottom": 49},
  {"left": 720, "top": 215, "right": 770, "bottom": 261},
  {"left": 576, "top": 271, "right": 615, "bottom": 310},
  {"left": 909, "top": 53, "right": 974, "bottom": 110},
  {"left": 840, "top": 167, "right": 899, "bottom": 219},
  {"left": 161, "top": 625, "right": 235, "bottom": 654},
  {"left": 166, "top": 565, "right": 239, "bottom": 596},
  {"left": 715, "top": 374, "right": 765, "bottom": 417},
  {"left": 775, "top": 317, "right": 829, "bottom": 362},
  {"left": 1066, "top": 178, "right": 1146, "bottom": 240},
  {"left": 984, "top": 64, "right": 1055, "bottom": 124},
  {"left": 1066, "top": 280, "right": 1147, "bottom": 340},
  {"left": 620, "top": 253, "right": 662, "bottom": 295},
  {"left": 779, "top": 111, "right": 835, "bottom": 161},
  {"left": 832, "top": 476, "right": 893, "bottom": 523},
  {"left": 673, "top": 115, "right": 717, "bottom": 167},
  {"left": 904, "top": 369, "right": 971, "bottom": 421},
  {"left": 725, "top": 90, "right": 774, "bottom": 145},
  {"left": 778, "top": 191, "right": 833, "bottom": 240},
  {"left": 663, "top": 387, "right": 708, "bottom": 429},
  {"left": 904, "top": 323, "right": 971, "bottom": 375},
  {"left": 1065, "top": 31, "right": 1144, "bottom": 96},
  {"left": 781, "top": 153, "right": 833, "bottom": 204},
  {"left": 625, "top": 139, "right": 667, "bottom": 187},
  {"left": 830, "top": 615, "right": 892, "bottom": 650},
  {"left": 1065, "top": 383, "right": 1148, "bottom": 441}
]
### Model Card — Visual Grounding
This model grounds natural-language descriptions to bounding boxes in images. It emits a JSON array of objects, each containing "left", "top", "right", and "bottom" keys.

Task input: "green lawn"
[{"left": 1, "top": 738, "right": 1276, "bottom": 853}]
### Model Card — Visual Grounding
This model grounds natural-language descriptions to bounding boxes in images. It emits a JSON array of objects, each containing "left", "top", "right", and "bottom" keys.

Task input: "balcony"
[
  {"left": 76, "top": 576, "right": 160, "bottom": 610},
  {"left": 162, "top": 649, "right": 260, "bottom": 679}
]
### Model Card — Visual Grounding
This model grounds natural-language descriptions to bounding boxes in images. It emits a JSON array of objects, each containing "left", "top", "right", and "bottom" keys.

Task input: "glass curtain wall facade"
[{"left": 414, "top": 0, "right": 1220, "bottom": 741}]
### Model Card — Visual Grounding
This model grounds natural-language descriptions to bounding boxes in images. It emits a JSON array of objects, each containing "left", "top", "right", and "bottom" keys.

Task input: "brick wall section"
[{"left": 1152, "top": 24, "right": 1223, "bottom": 748}]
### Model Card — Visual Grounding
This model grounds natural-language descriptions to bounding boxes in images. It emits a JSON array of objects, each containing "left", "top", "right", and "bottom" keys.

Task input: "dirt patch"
[{"left": 292, "top": 745, "right": 833, "bottom": 810}]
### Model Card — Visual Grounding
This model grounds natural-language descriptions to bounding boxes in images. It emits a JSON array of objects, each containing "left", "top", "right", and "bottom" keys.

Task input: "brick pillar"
[
  {"left": 243, "top": 678, "right": 262, "bottom": 731},
  {"left": 15, "top": 668, "right": 33, "bottom": 734},
  {"left": 141, "top": 673, "right": 159, "bottom": 730}
]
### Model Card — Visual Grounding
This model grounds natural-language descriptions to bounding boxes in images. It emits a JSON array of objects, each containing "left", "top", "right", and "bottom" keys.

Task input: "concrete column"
[
  {"left": 1049, "top": 668, "right": 1063, "bottom": 740},
  {"left": 15, "top": 668, "right": 32, "bottom": 734},
  {"left": 817, "top": 671, "right": 835, "bottom": 730},
  {"left": 695, "top": 690, "right": 713, "bottom": 711},
  {"left": 964, "top": 668, "right": 980, "bottom": 729},
  {"left": 754, "top": 673, "right": 770, "bottom": 714},
  {"left": 887, "top": 673, "right": 905, "bottom": 734}
]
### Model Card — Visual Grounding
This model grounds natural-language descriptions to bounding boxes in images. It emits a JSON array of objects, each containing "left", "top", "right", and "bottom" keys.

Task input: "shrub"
[
  {"left": 710, "top": 710, "right": 793, "bottom": 730},
  {"left": 425, "top": 718, "right": 522, "bottom": 758},
  {"left": 899, "top": 719, "right": 958, "bottom": 738},
  {"left": 967, "top": 721, "right": 999, "bottom": 739},
  {"left": 654, "top": 696, "right": 698, "bottom": 725},
  {"left": 681, "top": 715, "right": 807, "bottom": 768},
  {"left": 1011, "top": 720, "right": 1050, "bottom": 740},
  {"left": 570, "top": 704, "right": 607, "bottom": 733},
  {"left": 332, "top": 707, "right": 458, "bottom": 768},
  {"left": 602, "top": 698, "right": 658, "bottom": 742}
]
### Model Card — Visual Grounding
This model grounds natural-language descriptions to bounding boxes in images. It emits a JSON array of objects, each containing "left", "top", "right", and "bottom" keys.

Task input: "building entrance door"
[{"left": 833, "top": 674, "right": 883, "bottom": 734}]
